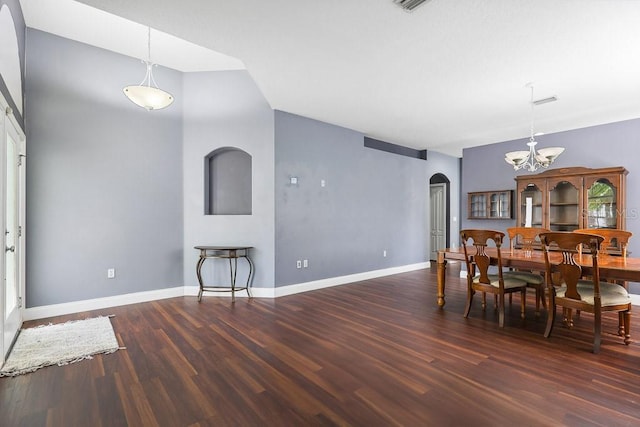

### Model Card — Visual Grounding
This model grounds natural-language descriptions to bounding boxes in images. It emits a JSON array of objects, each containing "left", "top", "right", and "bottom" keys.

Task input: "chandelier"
[
  {"left": 505, "top": 84, "right": 564, "bottom": 172},
  {"left": 123, "top": 27, "right": 174, "bottom": 111}
]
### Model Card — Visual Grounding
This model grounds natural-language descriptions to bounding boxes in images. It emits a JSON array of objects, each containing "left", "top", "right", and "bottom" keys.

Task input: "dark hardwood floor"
[{"left": 2, "top": 263, "right": 640, "bottom": 426}]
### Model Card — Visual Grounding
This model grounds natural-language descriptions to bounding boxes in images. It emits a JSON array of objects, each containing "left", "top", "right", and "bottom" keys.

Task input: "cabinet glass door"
[
  {"left": 587, "top": 179, "right": 617, "bottom": 228},
  {"left": 490, "top": 192, "right": 511, "bottom": 219},
  {"left": 549, "top": 181, "right": 580, "bottom": 231},
  {"left": 469, "top": 193, "right": 487, "bottom": 218},
  {"left": 520, "top": 184, "right": 543, "bottom": 227}
]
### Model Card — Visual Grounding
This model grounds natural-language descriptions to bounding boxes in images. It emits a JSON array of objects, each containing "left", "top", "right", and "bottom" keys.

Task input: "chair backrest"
[
  {"left": 574, "top": 228, "right": 632, "bottom": 257},
  {"left": 460, "top": 229, "right": 505, "bottom": 285},
  {"left": 506, "top": 226, "right": 550, "bottom": 254},
  {"left": 539, "top": 232, "right": 604, "bottom": 301}
]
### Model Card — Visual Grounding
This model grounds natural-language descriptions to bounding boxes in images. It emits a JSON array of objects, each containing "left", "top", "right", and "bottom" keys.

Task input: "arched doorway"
[{"left": 429, "top": 173, "right": 450, "bottom": 260}]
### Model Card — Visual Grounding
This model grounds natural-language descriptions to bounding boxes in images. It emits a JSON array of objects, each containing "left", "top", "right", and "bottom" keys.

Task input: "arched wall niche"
[{"left": 204, "top": 147, "right": 252, "bottom": 215}]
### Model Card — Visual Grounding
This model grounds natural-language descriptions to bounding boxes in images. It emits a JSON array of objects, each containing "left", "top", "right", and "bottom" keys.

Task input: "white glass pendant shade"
[
  {"left": 536, "top": 146, "right": 565, "bottom": 163},
  {"left": 123, "top": 82, "right": 174, "bottom": 110},
  {"left": 505, "top": 150, "right": 530, "bottom": 167}
]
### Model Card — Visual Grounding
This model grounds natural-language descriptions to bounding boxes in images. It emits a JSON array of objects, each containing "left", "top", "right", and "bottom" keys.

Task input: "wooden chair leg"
[
  {"left": 564, "top": 308, "right": 574, "bottom": 328},
  {"left": 481, "top": 292, "right": 487, "bottom": 310},
  {"left": 520, "top": 289, "right": 526, "bottom": 319},
  {"left": 619, "top": 312, "right": 625, "bottom": 336},
  {"left": 623, "top": 311, "right": 631, "bottom": 345},
  {"left": 544, "top": 294, "right": 556, "bottom": 338},
  {"left": 463, "top": 289, "right": 474, "bottom": 318}
]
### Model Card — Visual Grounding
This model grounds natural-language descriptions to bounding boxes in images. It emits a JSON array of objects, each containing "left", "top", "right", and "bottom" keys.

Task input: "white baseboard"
[
  {"left": 272, "top": 262, "right": 430, "bottom": 298},
  {"left": 23, "top": 262, "right": 430, "bottom": 320},
  {"left": 23, "top": 286, "right": 185, "bottom": 321}
]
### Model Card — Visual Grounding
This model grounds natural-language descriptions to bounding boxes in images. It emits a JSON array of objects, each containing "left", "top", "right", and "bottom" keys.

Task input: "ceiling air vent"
[
  {"left": 394, "top": 0, "right": 431, "bottom": 12},
  {"left": 532, "top": 96, "right": 558, "bottom": 106}
]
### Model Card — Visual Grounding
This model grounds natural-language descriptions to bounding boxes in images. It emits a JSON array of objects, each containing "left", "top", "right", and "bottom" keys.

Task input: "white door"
[
  {"left": 430, "top": 183, "right": 447, "bottom": 260},
  {"left": 2, "top": 104, "right": 25, "bottom": 362}
]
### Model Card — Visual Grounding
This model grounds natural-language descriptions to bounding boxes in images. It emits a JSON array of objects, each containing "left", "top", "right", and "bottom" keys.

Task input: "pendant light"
[
  {"left": 505, "top": 83, "right": 564, "bottom": 172},
  {"left": 123, "top": 27, "right": 174, "bottom": 110}
]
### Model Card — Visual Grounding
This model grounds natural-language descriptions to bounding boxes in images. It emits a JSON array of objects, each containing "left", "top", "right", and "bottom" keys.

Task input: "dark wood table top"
[{"left": 440, "top": 247, "right": 640, "bottom": 281}]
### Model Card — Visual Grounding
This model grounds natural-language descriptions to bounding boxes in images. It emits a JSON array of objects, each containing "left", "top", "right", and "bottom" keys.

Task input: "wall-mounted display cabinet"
[
  {"left": 515, "top": 166, "right": 628, "bottom": 232},
  {"left": 467, "top": 190, "right": 513, "bottom": 219}
]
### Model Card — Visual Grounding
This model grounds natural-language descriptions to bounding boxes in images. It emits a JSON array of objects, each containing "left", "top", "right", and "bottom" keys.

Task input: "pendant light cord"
[{"left": 529, "top": 84, "right": 535, "bottom": 143}]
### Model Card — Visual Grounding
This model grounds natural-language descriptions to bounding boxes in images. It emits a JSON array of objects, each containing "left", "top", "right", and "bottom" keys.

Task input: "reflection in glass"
[{"left": 587, "top": 180, "right": 616, "bottom": 228}]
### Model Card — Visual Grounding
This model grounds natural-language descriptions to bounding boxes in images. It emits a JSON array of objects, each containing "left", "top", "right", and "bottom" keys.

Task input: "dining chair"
[
  {"left": 460, "top": 229, "right": 528, "bottom": 328},
  {"left": 539, "top": 231, "right": 631, "bottom": 353},
  {"left": 574, "top": 228, "right": 632, "bottom": 258},
  {"left": 505, "top": 227, "right": 550, "bottom": 316},
  {"left": 574, "top": 228, "right": 633, "bottom": 332}
]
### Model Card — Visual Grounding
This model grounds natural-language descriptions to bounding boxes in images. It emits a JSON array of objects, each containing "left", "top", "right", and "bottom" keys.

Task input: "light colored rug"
[{"left": 0, "top": 315, "right": 121, "bottom": 377}]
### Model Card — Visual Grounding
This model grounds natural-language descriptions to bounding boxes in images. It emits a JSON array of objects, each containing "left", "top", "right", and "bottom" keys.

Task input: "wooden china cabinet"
[{"left": 515, "top": 166, "right": 628, "bottom": 232}]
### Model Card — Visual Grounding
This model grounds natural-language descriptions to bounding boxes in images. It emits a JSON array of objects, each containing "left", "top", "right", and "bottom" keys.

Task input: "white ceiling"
[{"left": 20, "top": 0, "right": 640, "bottom": 157}]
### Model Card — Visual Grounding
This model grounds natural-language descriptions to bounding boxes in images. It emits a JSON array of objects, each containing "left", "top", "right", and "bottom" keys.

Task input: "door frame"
[
  {"left": 1, "top": 95, "right": 25, "bottom": 363},
  {"left": 429, "top": 174, "right": 450, "bottom": 261}
]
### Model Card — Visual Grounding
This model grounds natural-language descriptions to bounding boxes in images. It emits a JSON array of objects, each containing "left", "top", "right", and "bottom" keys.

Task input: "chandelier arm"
[{"left": 149, "top": 64, "right": 159, "bottom": 88}]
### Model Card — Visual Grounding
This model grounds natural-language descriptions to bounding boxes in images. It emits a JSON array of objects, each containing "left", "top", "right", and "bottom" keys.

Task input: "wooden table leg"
[{"left": 437, "top": 250, "right": 447, "bottom": 308}]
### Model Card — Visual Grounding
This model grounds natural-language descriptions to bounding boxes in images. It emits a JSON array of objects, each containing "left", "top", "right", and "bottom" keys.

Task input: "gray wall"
[
  {"left": 22, "top": 26, "right": 461, "bottom": 305},
  {"left": 182, "top": 71, "right": 275, "bottom": 289},
  {"left": 25, "top": 29, "right": 184, "bottom": 307},
  {"left": 461, "top": 118, "right": 640, "bottom": 253},
  {"left": 274, "top": 111, "right": 460, "bottom": 287},
  {"left": 0, "top": 0, "right": 25, "bottom": 129}
]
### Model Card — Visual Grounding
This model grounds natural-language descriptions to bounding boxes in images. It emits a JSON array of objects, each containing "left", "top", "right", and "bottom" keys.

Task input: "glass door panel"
[
  {"left": 549, "top": 180, "right": 579, "bottom": 231},
  {"left": 520, "top": 184, "right": 543, "bottom": 227},
  {"left": 469, "top": 193, "right": 487, "bottom": 219},
  {"left": 587, "top": 179, "right": 617, "bottom": 228}
]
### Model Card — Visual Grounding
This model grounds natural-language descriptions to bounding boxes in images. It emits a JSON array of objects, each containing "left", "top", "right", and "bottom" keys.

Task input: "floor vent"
[{"left": 393, "top": 0, "right": 431, "bottom": 12}]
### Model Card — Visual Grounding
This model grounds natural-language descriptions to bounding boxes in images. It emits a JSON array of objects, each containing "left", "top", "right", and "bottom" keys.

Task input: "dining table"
[{"left": 436, "top": 247, "right": 640, "bottom": 308}]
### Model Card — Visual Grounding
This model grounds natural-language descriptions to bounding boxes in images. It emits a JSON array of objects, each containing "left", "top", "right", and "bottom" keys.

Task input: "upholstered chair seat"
[{"left": 554, "top": 281, "right": 632, "bottom": 306}]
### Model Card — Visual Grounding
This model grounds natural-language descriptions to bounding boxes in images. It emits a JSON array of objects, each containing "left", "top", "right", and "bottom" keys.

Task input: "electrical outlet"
[
  {"left": 303, "top": 259, "right": 308, "bottom": 268},
  {"left": 383, "top": 250, "right": 387, "bottom": 257},
  {"left": 296, "top": 260, "right": 302, "bottom": 269},
  {"left": 107, "top": 268, "right": 115, "bottom": 279}
]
